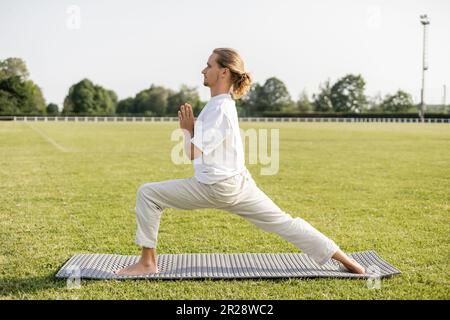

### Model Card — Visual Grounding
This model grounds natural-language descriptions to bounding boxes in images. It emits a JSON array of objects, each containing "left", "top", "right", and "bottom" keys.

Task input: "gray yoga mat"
[{"left": 55, "top": 250, "right": 400, "bottom": 280}]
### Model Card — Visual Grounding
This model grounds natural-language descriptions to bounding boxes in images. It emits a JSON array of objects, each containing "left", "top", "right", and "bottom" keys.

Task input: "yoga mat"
[{"left": 55, "top": 250, "right": 401, "bottom": 280}]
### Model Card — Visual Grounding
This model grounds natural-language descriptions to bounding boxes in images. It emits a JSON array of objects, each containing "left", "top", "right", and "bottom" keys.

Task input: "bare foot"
[
  {"left": 340, "top": 258, "right": 366, "bottom": 274},
  {"left": 114, "top": 261, "right": 158, "bottom": 276}
]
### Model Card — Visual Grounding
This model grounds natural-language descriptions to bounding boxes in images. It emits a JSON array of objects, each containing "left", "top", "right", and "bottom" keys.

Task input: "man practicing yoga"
[{"left": 116, "top": 48, "right": 365, "bottom": 276}]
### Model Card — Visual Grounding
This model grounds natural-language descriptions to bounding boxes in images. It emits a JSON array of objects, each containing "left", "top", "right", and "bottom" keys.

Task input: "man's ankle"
[{"left": 139, "top": 259, "right": 156, "bottom": 267}]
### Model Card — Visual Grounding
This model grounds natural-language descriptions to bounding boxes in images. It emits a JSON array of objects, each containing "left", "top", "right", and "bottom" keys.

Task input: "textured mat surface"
[{"left": 55, "top": 251, "right": 401, "bottom": 280}]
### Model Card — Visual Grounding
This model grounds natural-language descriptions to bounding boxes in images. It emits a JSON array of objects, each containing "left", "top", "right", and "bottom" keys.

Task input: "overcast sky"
[{"left": 1, "top": 0, "right": 449, "bottom": 108}]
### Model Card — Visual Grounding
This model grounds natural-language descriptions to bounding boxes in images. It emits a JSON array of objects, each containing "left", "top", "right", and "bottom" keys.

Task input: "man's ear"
[{"left": 221, "top": 67, "right": 230, "bottom": 78}]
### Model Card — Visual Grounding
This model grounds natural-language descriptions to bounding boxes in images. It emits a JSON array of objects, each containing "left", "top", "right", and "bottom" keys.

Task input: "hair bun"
[{"left": 240, "top": 72, "right": 249, "bottom": 81}]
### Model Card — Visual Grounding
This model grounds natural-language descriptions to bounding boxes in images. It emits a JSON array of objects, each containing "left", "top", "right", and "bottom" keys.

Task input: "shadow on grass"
[
  {"left": 0, "top": 271, "right": 374, "bottom": 297},
  {"left": 0, "top": 275, "right": 67, "bottom": 297}
]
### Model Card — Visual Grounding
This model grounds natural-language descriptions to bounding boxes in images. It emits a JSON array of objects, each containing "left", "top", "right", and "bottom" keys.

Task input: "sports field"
[{"left": 0, "top": 121, "right": 449, "bottom": 299}]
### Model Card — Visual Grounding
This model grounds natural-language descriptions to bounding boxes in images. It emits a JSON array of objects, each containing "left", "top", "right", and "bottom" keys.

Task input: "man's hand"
[
  {"left": 178, "top": 103, "right": 194, "bottom": 136},
  {"left": 178, "top": 102, "right": 202, "bottom": 160}
]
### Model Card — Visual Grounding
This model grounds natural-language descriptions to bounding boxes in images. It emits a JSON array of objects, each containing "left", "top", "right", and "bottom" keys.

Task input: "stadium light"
[{"left": 419, "top": 14, "right": 430, "bottom": 122}]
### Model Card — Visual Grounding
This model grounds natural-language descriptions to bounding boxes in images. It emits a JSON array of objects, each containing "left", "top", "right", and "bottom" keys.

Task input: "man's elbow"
[
  {"left": 190, "top": 144, "right": 202, "bottom": 160},
  {"left": 191, "top": 152, "right": 201, "bottom": 160}
]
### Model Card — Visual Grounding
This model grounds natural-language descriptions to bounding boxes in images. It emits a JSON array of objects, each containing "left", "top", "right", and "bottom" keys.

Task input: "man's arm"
[
  {"left": 178, "top": 103, "right": 202, "bottom": 160},
  {"left": 182, "top": 130, "right": 202, "bottom": 160}
]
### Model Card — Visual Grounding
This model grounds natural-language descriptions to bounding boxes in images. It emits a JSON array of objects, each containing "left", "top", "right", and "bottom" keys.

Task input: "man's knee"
[
  {"left": 136, "top": 182, "right": 163, "bottom": 211},
  {"left": 137, "top": 182, "right": 157, "bottom": 199}
]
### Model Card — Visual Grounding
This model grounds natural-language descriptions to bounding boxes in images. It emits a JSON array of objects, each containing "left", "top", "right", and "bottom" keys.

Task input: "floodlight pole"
[{"left": 419, "top": 14, "right": 430, "bottom": 122}]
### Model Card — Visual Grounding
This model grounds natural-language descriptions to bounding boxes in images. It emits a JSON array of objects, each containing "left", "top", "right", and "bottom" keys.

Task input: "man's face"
[{"left": 201, "top": 53, "right": 221, "bottom": 88}]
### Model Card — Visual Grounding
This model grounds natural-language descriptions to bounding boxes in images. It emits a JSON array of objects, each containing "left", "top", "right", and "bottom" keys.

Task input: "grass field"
[{"left": 0, "top": 121, "right": 449, "bottom": 300}]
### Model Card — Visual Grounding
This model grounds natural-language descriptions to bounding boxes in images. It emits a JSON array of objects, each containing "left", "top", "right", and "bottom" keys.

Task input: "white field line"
[{"left": 27, "top": 123, "right": 71, "bottom": 152}]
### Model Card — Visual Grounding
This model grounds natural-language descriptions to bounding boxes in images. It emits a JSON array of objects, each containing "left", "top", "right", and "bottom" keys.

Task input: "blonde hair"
[{"left": 213, "top": 48, "right": 252, "bottom": 99}]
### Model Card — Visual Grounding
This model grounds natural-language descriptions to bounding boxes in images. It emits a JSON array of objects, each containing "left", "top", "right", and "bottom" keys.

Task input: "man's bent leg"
[{"left": 116, "top": 177, "right": 216, "bottom": 275}]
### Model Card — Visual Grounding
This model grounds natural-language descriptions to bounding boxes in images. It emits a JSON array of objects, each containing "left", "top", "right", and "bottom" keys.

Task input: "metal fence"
[{"left": 7, "top": 116, "right": 450, "bottom": 123}]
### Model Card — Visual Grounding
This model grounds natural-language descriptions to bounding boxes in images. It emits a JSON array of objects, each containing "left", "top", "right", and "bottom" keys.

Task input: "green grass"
[{"left": 0, "top": 121, "right": 449, "bottom": 300}]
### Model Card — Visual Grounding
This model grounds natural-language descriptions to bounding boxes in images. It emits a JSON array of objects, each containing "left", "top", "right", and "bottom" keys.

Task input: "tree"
[
  {"left": 0, "top": 92, "right": 18, "bottom": 114},
  {"left": 379, "top": 90, "right": 414, "bottom": 113},
  {"left": 330, "top": 74, "right": 367, "bottom": 113},
  {"left": 0, "top": 76, "right": 23, "bottom": 114},
  {"left": 0, "top": 57, "right": 46, "bottom": 115},
  {"left": 131, "top": 84, "right": 172, "bottom": 116},
  {"left": 365, "top": 91, "right": 383, "bottom": 113},
  {"left": 0, "top": 57, "right": 29, "bottom": 80},
  {"left": 116, "top": 97, "right": 134, "bottom": 114},
  {"left": 259, "top": 77, "right": 293, "bottom": 113},
  {"left": 117, "top": 85, "right": 198, "bottom": 116},
  {"left": 312, "top": 80, "right": 333, "bottom": 112},
  {"left": 0, "top": 75, "right": 46, "bottom": 115},
  {"left": 94, "top": 88, "right": 117, "bottom": 115},
  {"left": 240, "top": 83, "right": 263, "bottom": 116},
  {"left": 63, "top": 79, "right": 117, "bottom": 115},
  {"left": 23, "top": 80, "right": 46, "bottom": 114},
  {"left": 297, "top": 90, "right": 313, "bottom": 113},
  {"left": 145, "top": 85, "right": 170, "bottom": 116},
  {"left": 46, "top": 103, "right": 59, "bottom": 114},
  {"left": 167, "top": 85, "right": 202, "bottom": 116},
  {"left": 63, "top": 79, "right": 95, "bottom": 114},
  {"left": 240, "top": 77, "right": 293, "bottom": 116}
]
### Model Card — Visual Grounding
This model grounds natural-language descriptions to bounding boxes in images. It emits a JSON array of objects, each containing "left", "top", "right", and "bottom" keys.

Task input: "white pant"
[{"left": 134, "top": 169, "right": 339, "bottom": 266}]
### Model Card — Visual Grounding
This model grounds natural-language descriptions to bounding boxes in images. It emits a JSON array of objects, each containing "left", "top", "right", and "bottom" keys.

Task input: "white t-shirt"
[{"left": 191, "top": 93, "right": 246, "bottom": 184}]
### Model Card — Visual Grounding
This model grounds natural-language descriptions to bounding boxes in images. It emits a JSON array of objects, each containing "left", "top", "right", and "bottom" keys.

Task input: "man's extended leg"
[{"left": 221, "top": 173, "right": 365, "bottom": 273}]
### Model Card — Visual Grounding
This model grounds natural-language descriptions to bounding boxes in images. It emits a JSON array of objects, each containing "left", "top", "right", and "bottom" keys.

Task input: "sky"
[{"left": 1, "top": 0, "right": 449, "bottom": 109}]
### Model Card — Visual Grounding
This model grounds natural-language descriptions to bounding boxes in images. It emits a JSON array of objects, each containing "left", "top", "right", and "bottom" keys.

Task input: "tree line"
[{"left": 1, "top": 57, "right": 448, "bottom": 116}]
